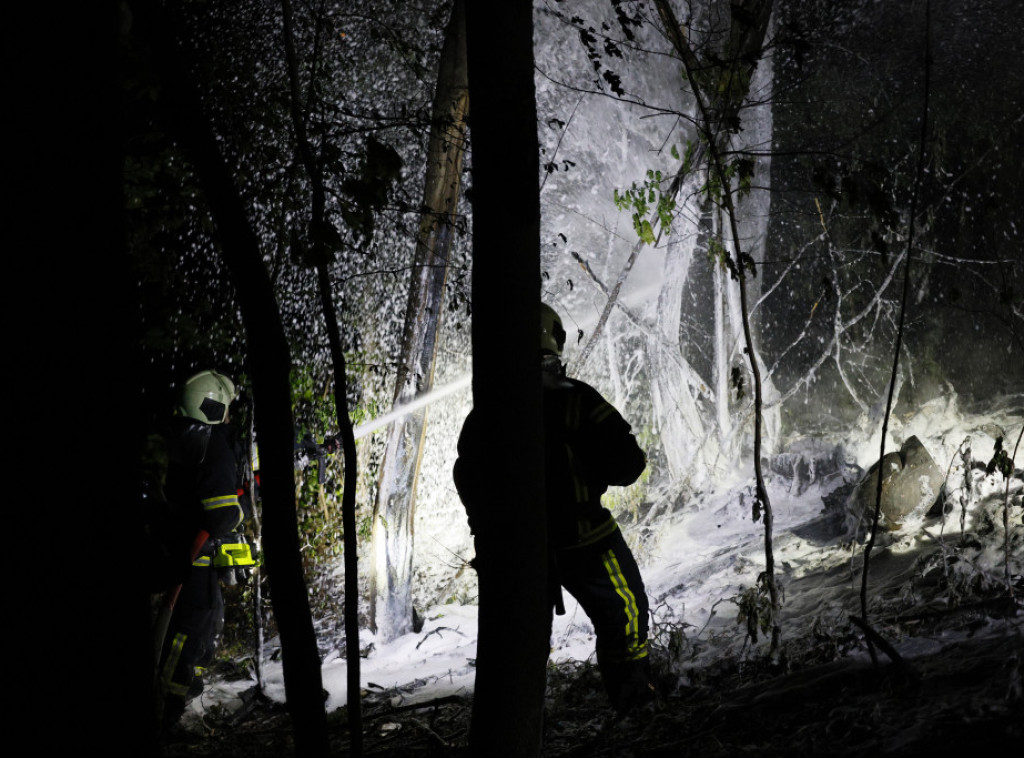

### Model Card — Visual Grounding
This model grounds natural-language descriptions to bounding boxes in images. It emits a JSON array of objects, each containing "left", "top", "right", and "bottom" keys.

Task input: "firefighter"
[
  {"left": 155, "top": 369, "right": 249, "bottom": 731},
  {"left": 453, "top": 303, "right": 655, "bottom": 715}
]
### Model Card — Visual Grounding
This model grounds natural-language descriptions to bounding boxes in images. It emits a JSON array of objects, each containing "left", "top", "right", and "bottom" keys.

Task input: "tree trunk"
[
  {"left": 280, "top": 0, "right": 366, "bottom": 747},
  {"left": 137, "top": 2, "right": 330, "bottom": 753},
  {"left": 712, "top": 249, "right": 732, "bottom": 445},
  {"left": 649, "top": 231, "right": 715, "bottom": 485},
  {"left": 860, "top": 0, "right": 933, "bottom": 661},
  {"left": 465, "top": 1, "right": 548, "bottom": 754},
  {"left": 316, "top": 263, "right": 364, "bottom": 753},
  {"left": 13, "top": 4, "right": 158, "bottom": 754},
  {"left": 714, "top": 0, "right": 782, "bottom": 655},
  {"left": 370, "top": 0, "right": 469, "bottom": 643}
]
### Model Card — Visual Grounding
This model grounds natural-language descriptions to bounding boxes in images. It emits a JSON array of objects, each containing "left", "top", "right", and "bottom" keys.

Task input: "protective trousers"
[
  {"left": 157, "top": 565, "right": 224, "bottom": 727},
  {"left": 556, "top": 527, "right": 652, "bottom": 713}
]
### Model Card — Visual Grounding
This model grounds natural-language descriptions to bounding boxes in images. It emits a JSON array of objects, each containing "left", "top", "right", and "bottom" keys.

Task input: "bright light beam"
[{"left": 352, "top": 373, "right": 472, "bottom": 440}]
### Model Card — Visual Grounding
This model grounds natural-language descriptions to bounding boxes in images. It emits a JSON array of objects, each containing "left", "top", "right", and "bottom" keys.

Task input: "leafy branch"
[
  {"left": 613, "top": 168, "right": 677, "bottom": 244},
  {"left": 652, "top": 0, "right": 781, "bottom": 657}
]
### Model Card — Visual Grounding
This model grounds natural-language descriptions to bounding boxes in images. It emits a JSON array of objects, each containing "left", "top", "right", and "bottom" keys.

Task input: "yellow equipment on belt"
[{"left": 212, "top": 539, "right": 258, "bottom": 568}]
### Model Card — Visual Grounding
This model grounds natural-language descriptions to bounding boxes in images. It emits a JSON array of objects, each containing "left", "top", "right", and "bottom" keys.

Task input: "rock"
[
  {"left": 895, "top": 436, "right": 945, "bottom": 512},
  {"left": 846, "top": 436, "right": 944, "bottom": 534}
]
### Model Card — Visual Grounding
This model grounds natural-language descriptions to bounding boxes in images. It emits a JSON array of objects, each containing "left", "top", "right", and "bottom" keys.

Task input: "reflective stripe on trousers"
[{"left": 601, "top": 548, "right": 648, "bottom": 661}]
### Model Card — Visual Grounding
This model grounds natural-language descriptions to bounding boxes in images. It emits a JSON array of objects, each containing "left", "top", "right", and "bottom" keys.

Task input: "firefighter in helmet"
[
  {"left": 155, "top": 369, "right": 250, "bottom": 731},
  {"left": 453, "top": 303, "right": 655, "bottom": 714}
]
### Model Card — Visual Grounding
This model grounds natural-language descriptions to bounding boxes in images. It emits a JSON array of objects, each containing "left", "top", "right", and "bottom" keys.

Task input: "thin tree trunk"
[
  {"left": 137, "top": 2, "right": 330, "bottom": 753},
  {"left": 712, "top": 219, "right": 732, "bottom": 445},
  {"left": 722, "top": 186, "right": 780, "bottom": 653},
  {"left": 573, "top": 238, "right": 644, "bottom": 373},
  {"left": 244, "top": 417, "right": 266, "bottom": 692},
  {"left": 656, "top": 0, "right": 781, "bottom": 653},
  {"left": 465, "top": 0, "right": 548, "bottom": 754},
  {"left": 316, "top": 263, "right": 363, "bottom": 753},
  {"left": 859, "top": 0, "right": 932, "bottom": 665},
  {"left": 370, "top": 0, "right": 469, "bottom": 643},
  {"left": 280, "top": 0, "right": 364, "bottom": 747}
]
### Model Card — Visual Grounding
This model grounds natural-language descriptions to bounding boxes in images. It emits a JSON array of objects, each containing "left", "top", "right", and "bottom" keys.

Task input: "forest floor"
[
  {"left": 162, "top": 454, "right": 1024, "bottom": 757},
  {"left": 162, "top": 593, "right": 1023, "bottom": 757}
]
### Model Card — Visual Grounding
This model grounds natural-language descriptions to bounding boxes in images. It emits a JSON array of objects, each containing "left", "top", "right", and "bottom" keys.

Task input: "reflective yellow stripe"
[
  {"left": 591, "top": 402, "right": 615, "bottom": 425},
  {"left": 565, "top": 445, "right": 589, "bottom": 502},
  {"left": 161, "top": 632, "right": 190, "bottom": 696},
  {"left": 601, "top": 549, "right": 647, "bottom": 661},
  {"left": 201, "top": 494, "right": 240, "bottom": 511},
  {"left": 577, "top": 516, "right": 618, "bottom": 546},
  {"left": 192, "top": 555, "right": 212, "bottom": 567}
]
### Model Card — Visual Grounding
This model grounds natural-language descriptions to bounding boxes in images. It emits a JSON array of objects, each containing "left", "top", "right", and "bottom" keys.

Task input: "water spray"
[{"left": 352, "top": 373, "right": 472, "bottom": 440}]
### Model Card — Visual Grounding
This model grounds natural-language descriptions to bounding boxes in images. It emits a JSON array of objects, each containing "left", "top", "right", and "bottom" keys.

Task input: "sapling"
[{"left": 858, "top": 0, "right": 932, "bottom": 668}]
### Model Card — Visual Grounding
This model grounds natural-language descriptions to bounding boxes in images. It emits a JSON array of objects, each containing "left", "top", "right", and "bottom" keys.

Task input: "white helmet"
[
  {"left": 540, "top": 303, "right": 567, "bottom": 356},
  {"left": 178, "top": 370, "right": 237, "bottom": 424}
]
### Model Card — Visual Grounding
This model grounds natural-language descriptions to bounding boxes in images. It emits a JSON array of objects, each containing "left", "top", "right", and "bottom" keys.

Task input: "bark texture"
[
  {"left": 371, "top": 0, "right": 469, "bottom": 643},
  {"left": 137, "top": 2, "right": 330, "bottom": 753}
]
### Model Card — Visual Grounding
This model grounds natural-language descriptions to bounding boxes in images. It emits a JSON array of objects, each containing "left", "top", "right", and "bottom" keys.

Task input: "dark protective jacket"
[
  {"left": 165, "top": 421, "right": 246, "bottom": 565},
  {"left": 453, "top": 363, "right": 646, "bottom": 548}
]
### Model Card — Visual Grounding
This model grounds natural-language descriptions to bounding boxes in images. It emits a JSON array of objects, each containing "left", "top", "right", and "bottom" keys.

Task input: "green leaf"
[{"left": 682, "top": 140, "right": 696, "bottom": 176}]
